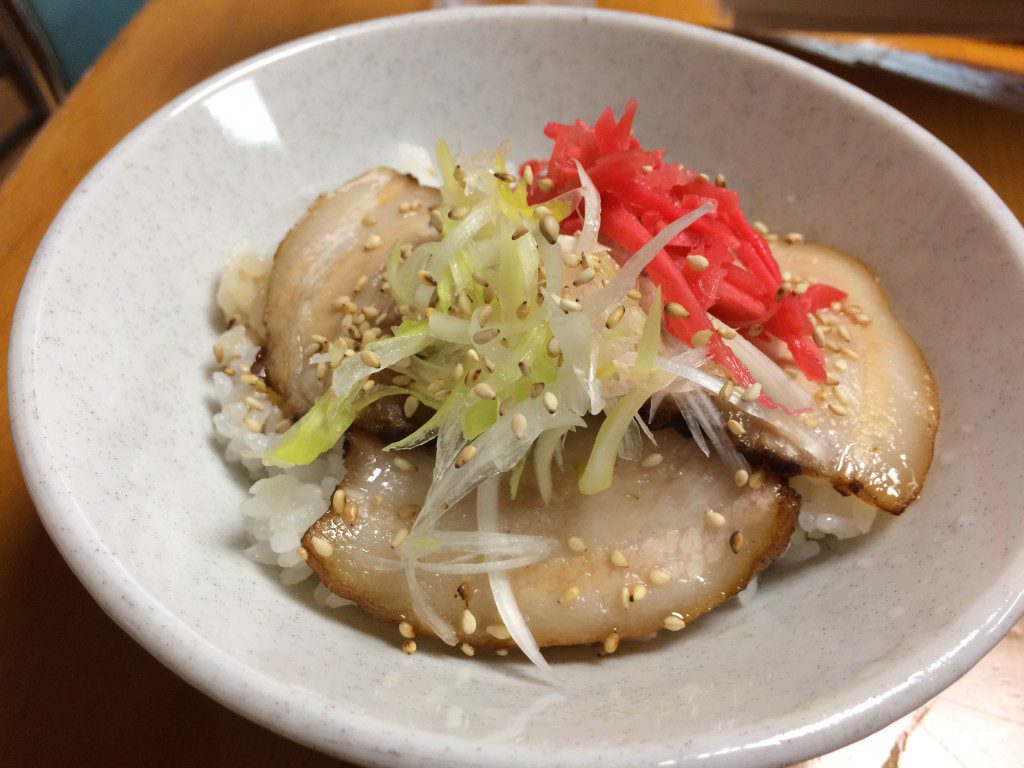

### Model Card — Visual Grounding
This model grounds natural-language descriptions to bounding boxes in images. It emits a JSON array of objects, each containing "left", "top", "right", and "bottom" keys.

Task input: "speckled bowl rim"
[{"left": 9, "top": 7, "right": 1024, "bottom": 767}]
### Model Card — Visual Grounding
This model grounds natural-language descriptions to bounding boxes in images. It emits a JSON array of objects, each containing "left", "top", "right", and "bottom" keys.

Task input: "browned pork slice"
[
  {"left": 302, "top": 428, "right": 796, "bottom": 650},
  {"left": 263, "top": 168, "right": 440, "bottom": 414},
  {"left": 733, "top": 242, "right": 937, "bottom": 514}
]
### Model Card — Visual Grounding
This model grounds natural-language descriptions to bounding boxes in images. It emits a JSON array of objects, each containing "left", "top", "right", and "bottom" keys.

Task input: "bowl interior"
[{"left": 11, "top": 9, "right": 1024, "bottom": 768}]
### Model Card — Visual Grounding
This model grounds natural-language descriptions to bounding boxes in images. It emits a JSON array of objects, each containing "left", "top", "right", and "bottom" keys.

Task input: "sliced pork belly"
[
  {"left": 263, "top": 168, "right": 440, "bottom": 414},
  {"left": 302, "top": 428, "right": 796, "bottom": 650}
]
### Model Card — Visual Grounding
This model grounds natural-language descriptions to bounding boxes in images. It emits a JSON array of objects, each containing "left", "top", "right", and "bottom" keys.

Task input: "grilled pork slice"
[
  {"left": 730, "top": 242, "right": 936, "bottom": 514},
  {"left": 263, "top": 168, "right": 440, "bottom": 415},
  {"left": 302, "top": 428, "right": 796, "bottom": 650}
]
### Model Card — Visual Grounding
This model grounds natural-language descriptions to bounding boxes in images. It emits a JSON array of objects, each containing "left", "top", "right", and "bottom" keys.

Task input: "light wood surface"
[{"left": 1, "top": 2, "right": 1022, "bottom": 766}]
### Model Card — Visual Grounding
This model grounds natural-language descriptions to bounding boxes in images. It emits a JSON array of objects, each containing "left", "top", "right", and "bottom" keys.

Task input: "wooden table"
[{"left": 1, "top": 2, "right": 1022, "bottom": 765}]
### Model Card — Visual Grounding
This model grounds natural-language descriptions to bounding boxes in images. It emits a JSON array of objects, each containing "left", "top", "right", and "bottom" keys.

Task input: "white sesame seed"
[
  {"left": 558, "top": 585, "right": 580, "bottom": 604},
  {"left": 309, "top": 535, "right": 333, "bottom": 558},
  {"left": 342, "top": 500, "right": 359, "bottom": 526},
  {"left": 473, "top": 382, "right": 497, "bottom": 400},
  {"left": 640, "top": 453, "right": 663, "bottom": 468},
  {"left": 855, "top": 313, "right": 872, "bottom": 326},
  {"left": 834, "top": 385, "right": 852, "bottom": 405},
  {"left": 603, "top": 632, "right": 620, "bottom": 654},
  {"left": 477, "top": 305, "right": 494, "bottom": 326},
  {"left": 401, "top": 639, "right": 418, "bottom": 654},
  {"left": 537, "top": 178, "right": 554, "bottom": 193},
  {"left": 835, "top": 358, "right": 849, "bottom": 371},
  {"left": 212, "top": 342, "right": 224, "bottom": 364},
  {"left": 741, "top": 382, "right": 762, "bottom": 401},
  {"left": 784, "top": 232, "right": 805, "bottom": 244},
  {"left": 486, "top": 623, "right": 511, "bottom": 640},
  {"left": 631, "top": 583, "right": 648, "bottom": 602},
  {"left": 753, "top": 220, "right": 769, "bottom": 235},
  {"left": 691, "top": 329, "right": 713, "bottom": 347},
  {"left": 303, "top": 342, "right": 321, "bottom": 358},
  {"left": 828, "top": 402, "right": 849, "bottom": 416},
  {"left": 331, "top": 488, "right": 346, "bottom": 515},
  {"left": 391, "top": 527, "right": 410, "bottom": 548},
  {"left": 705, "top": 508, "right": 726, "bottom": 528},
  {"left": 793, "top": 282, "right": 809, "bottom": 295},
  {"left": 542, "top": 391, "right": 558, "bottom": 413},
  {"left": 361, "top": 379, "right": 376, "bottom": 392},
  {"left": 567, "top": 535, "right": 586, "bottom": 554},
  {"left": 511, "top": 413, "right": 527, "bottom": 440},
  {"left": 838, "top": 325, "right": 852, "bottom": 343},
  {"left": 686, "top": 254, "right": 709, "bottom": 271},
  {"left": 455, "top": 444, "right": 477, "bottom": 468},
  {"left": 393, "top": 457, "right": 418, "bottom": 474},
  {"left": 460, "top": 643, "right": 475, "bottom": 657},
  {"left": 399, "top": 621, "right": 415, "bottom": 639},
  {"left": 734, "top": 469, "right": 750, "bottom": 487},
  {"left": 243, "top": 416, "right": 262, "bottom": 433},
  {"left": 573, "top": 267, "right": 596, "bottom": 286},
  {"left": 664, "top": 614, "right": 686, "bottom": 631},
  {"left": 812, "top": 326, "right": 826, "bottom": 348},
  {"left": 360, "top": 349, "right": 382, "bottom": 368},
  {"left": 402, "top": 396, "right": 419, "bottom": 419},
  {"left": 716, "top": 323, "right": 738, "bottom": 340},
  {"left": 726, "top": 419, "right": 745, "bottom": 436},
  {"left": 649, "top": 567, "right": 671, "bottom": 586},
  {"left": 296, "top": 546, "right": 308, "bottom": 562},
  {"left": 719, "top": 381, "right": 735, "bottom": 401},
  {"left": 449, "top": 205, "right": 470, "bottom": 221},
  {"left": 244, "top": 396, "right": 264, "bottom": 412},
  {"left": 626, "top": 289, "right": 642, "bottom": 301},
  {"left": 665, "top": 302, "right": 689, "bottom": 319},
  {"left": 840, "top": 346, "right": 861, "bottom": 360},
  {"left": 363, "top": 233, "right": 383, "bottom": 250},
  {"left": 610, "top": 550, "right": 629, "bottom": 568},
  {"left": 460, "top": 608, "right": 477, "bottom": 634}
]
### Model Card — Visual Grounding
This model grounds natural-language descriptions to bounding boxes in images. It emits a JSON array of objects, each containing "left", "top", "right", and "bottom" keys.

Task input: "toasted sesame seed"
[
  {"left": 529, "top": 382, "right": 544, "bottom": 398},
  {"left": 449, "top": 205, "right": 470, "bottom": 221},
  {"left": 455, "top": 444, "right": 477, "bottom": 468},
  {"left": 828, "top": 402, "right": 849, "bottom": 416},
  {"left": 741, "top": 382, "right": 763, "bottom": 401},
  {"left": 537, "top": 178, "right": 554, "bottom": 193},
  {"left": 834, "top": 385, "right": 852, "bottom": 405},
  {"left": 360, "top": 213, "right": 377, "bottom": 228},
  {"left": 567, "top": 535, "right": 586, "bottom": 554},
  {"left": 716, "top": 323, "right": 738, "bottom": 340},
  {"left": 542, "top": 391, "right": 558, "bottom": 413},
  {"left": 511, "top": 413, "right": 528, "bottom": 440},
  {"left": 626, "top": 289, "right": 642, "bottom": 301},
  {"left": 691, "top": 329, "right": 714, "bottom": 347},
  {"left": 664, "top": 614, "right": 687, "bottom": 632},
  {"left": 840, "top": 346, "right": 860, "bottom": 360},
  {"left": 734, "top": 468, "right": 750, "bottom": 487},
  {"left": 398, "top": 201, "right": 412, "bottom": 214},
  {"left": 402, "top": 639, "right": 417, "bottom": 654},
  {"left": 705, "top": 508, "right": 726, "bottom": 528},
  {"left": 606, "top": 305, "right": 626, "bottom": 329},
  {"left": 275, "top": 419, "right": 291, "bottom": 433},
  {"left": 417, "top": 270, "right": 437, "bottom": 287},
  {"left": 296, "top": 546, "right": 308, "bottom": 562},
  {"left": 812, "top": 326, "right": 826, "bottom": 348},
  {"left": 452, "top": 165, "right": 465, "bottom": 184},
  {"left": 559, "top": 296, "right": 582, "bottom": 313},
  {"left": 649, "top": 567, "right": 671, "bottom": 586},
  {"left": 610, "top": 550, "right": 629, "bottom": 568},
  {"left": 753, "top": 220, "right": 769, "bottom": 235},
  {"left": 714, "top": 173, "right": 727, "bottom": 187},
  {"left": 546, "top": 337, "right": 561, "bottom": 356},
  {"left": 476, "top": 305, "right": 494, "bottom": 327},
  {"left": 399, "top": 620, "right": 415, "bottom": 639},
  {"left": 834, "top": 358, "right": 849, "bottom": 371},
  {"left": 719, "top": 380, "right": 735, "bottom": 402},
  {"left": 363, "top": 233, "right": 383, "bottom": 251},
  {"left": 473, "top": 328, "right": 500, "bottom": 344},
  {"left": 212, "top": 342, "right": 224, "bottom": 363},
  {"left": 397, "top": 503, "right": 420, "bottom": 520},
  {"left": 473, "top": 382, "right": 497, "bottom": 400},
  {"left": 493, "top": 170, "right": 515, "bottom": 183},
  {"left": 558, "top": 585, "right": 580, "bottom": 604},
  {"left": 793, "top": 282, "right": 809, "bottom": 296},
  {"left": 727, "top": 419, "right": 746, "bottom": 436},
  {"left": 522, "top": 164, "right": 535, "bottom": 186},
  {"left": 641, "top": 453, "right": 664, "bottom": 468},
  {"left": 686, "top": 254, "right": 709, "bottom": 271},
  {"left": 749, "top": 323, "right": 763, "bottom": 337},
  {"left": 244, "top": 396, "right": 264, "bottom": 412},
  {"left": 784, "top": 232, "right": 805, "bottom": 244},
  {"left": 486, "top": 623, "right": 511, "bottom": 641},
  {"left": 460, "top": 643, "right": 475, "bottom": 657},
  {"left": 539, "top": 214, "right": 560, "bottom": 244},
  {"left": 603, "top": 632, "right": 620, "bottom": 654},
  {"left": 665, "top": 302, "right": 689, "bottom": 319},
  {"left": 243, "top": 416, "right": 262, "bottom": 433},
  {"left": 824, "top": 372, "right": 839, "bottom": 386},
  {"left": 499, "top": 395, "right": 516, "bottom": 416},
  {"left": 393, "top": 457, "right": 418, "bottom": 474},
  {"left": 342, "top": 500, "right": 359, "bottom": 526},
  {"left": 854, "top": 313, "right": 872, "bottom": 326},
  {"left": 495, "top": 648, "right": 509, "bottom": 656},
  {"left": 631, "top": 583, "right": 648, "bottom": 602},
  {"left": 429, "top": 209, "right": 444, "bottom": 232},
  {"left": 730, "top": 531, "right": 745, "bottom": 553},
  {"left": 310, "top": 535, "right": 334, "bottom": 558}
]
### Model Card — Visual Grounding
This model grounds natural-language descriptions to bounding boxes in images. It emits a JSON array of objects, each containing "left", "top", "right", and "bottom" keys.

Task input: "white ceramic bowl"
[{"left": 10, "top": 8, "right": 1024, "bottom": 767}]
